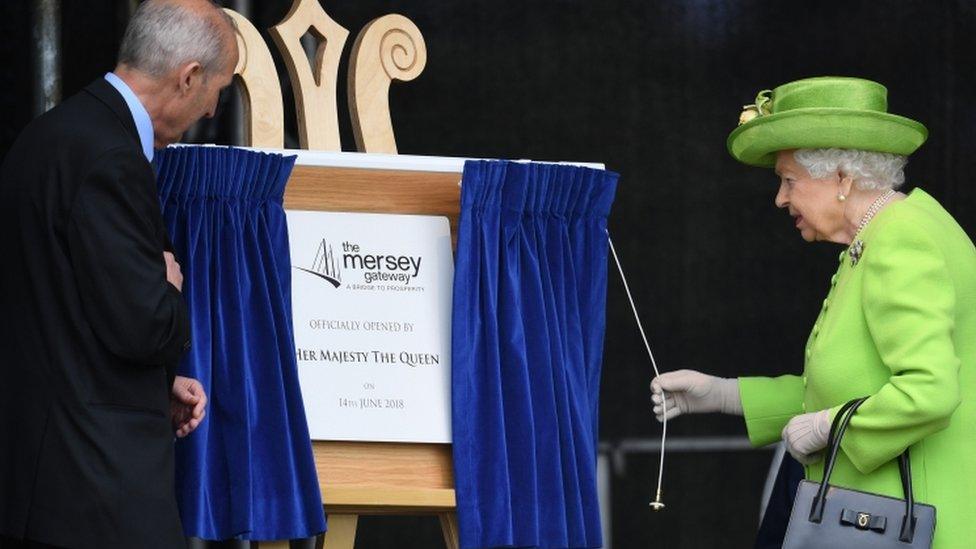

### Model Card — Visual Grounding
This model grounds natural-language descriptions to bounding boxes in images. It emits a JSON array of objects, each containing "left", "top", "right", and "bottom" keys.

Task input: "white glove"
[
  {"left": 782, "top": 410, "right": 832, "bottom": 465},
  {"left": 650, "top": 370, "right": 742, "bottom": 421}
]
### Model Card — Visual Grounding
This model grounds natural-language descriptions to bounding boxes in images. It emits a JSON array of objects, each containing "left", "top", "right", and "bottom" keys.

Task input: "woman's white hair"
[
  {"left": 793, "top": 148, "right": 908, "bottom": 190},
  {"left": 118, "top": 0, "right": 234, "bottom": 78}
]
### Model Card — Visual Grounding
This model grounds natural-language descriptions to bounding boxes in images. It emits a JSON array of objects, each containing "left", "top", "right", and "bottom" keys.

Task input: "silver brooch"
[{"left": 849, "top": 239, "right": 865, "bottom": 267}]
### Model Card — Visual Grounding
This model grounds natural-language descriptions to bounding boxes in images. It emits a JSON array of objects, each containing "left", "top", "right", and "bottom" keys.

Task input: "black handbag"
[{"left": 782, "top": 397, "right": 936, "bottom": 548}]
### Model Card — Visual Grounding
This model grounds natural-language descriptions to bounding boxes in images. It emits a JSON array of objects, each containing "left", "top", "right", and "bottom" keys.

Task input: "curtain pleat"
[
  {"left": 155, "top": 146, "right": 326, "bottom": 541},
  {"left": 452, "top": 160, "right": 617, "bottom": 548}
]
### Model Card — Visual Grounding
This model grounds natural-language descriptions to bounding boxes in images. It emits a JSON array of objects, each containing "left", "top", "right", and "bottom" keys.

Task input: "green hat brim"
[{"left": 727, "top": 108, "right": 928, "bottom": 168}]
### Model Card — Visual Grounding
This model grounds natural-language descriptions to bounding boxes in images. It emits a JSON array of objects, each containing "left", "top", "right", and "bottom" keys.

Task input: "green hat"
[{"left": 727, "top": 76, "right": 928, "bottom": 167}]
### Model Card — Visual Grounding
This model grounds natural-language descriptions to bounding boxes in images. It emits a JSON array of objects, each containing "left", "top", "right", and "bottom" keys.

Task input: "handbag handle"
[{"left": 808, "top": 397, "right": 917, "bottom": 543}]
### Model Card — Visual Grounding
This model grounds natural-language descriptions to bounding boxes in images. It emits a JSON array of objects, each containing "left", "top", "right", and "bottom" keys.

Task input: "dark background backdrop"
[{"left": 3, "top": 1, "right": 974, "bottom": 547}]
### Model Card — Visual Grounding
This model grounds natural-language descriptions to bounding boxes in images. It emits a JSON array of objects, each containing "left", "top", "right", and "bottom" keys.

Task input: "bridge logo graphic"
[{"left": 294, "top": 238, "right": 342, "bottom": 288}]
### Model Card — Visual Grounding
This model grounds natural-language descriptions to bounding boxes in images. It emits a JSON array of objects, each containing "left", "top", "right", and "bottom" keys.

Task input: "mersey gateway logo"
[
  {"left": 294, "top": 238, "right": 424, "bottom": 290},
  {"left": 295, "top": 239, "right": 342, "bottom": 288}
]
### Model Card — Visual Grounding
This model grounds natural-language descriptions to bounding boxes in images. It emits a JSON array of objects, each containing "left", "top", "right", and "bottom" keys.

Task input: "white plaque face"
[{"left": 286, "top": 210, "right": 453, "bottom": 443}]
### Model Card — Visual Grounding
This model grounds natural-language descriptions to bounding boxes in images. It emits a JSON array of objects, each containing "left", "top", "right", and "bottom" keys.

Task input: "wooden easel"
[{"left": 223, "top": 2, "right": 458, "bottom": 547}]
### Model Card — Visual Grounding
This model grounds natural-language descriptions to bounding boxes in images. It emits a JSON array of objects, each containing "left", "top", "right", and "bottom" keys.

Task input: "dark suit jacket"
[{"left": 0, "top": 78, "right": 191, "bottom": 548}]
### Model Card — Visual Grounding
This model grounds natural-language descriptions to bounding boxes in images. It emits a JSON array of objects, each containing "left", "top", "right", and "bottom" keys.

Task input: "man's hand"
[
  {"left": 782, "top": 409, "right": 832, "bottom": 465},
  {"left": 163, "top": 251, "right": 183, "bottom": 291},
  {"left": 171, "top": 375, "right": 207, "bottom": 438}
]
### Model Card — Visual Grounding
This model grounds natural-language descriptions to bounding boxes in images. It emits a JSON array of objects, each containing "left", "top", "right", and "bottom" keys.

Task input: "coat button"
[
  {"left": 830, "top": 274, "right": 838, "bottom": 285},
  {"left": 803, "top": 376, "right": 807, "bottom": 387},
  {"left": 838, "top": 251, "right": 846, "bottom": 262}
]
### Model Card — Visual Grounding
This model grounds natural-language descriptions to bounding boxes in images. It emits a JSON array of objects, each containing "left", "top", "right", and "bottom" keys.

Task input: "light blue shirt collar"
[{"left": 103, "top": 72, "right": 155, "bottom": 162}]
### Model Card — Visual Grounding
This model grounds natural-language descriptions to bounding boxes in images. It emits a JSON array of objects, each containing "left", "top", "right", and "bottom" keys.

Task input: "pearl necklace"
[
  {"left": 847, "top": 189, "right": 896, "bottom": 267},
  {"left": 852, "top": 189, "right": 896, "bottom": 242}
]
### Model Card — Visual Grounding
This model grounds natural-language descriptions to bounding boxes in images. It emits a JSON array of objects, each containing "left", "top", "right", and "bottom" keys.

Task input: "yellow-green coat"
[{"left": 739, "top": 189, "right": 976, "bottom": 549}]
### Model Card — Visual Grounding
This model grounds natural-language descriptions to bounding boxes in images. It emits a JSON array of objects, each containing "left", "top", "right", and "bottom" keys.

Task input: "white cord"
[{"left": 607, "top": 234, "right": 667, "bottom": 508}]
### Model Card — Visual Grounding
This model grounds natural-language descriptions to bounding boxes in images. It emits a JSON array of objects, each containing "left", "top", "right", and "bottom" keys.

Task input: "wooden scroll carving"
[
  {"left": 224, "top": 9, "right": 284, "bottom": 148},
  {"left": 269, "top": 0, "right": 349, "bottom": 151},
  {"left": 219, "top": 0, "right": 427, "bottom": 153},
  {"left": 348, "top": 15, "right": 428, "bottom": 154}
]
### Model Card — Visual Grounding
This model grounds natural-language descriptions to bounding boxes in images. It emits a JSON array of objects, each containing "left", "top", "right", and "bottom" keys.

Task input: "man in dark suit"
[{"left": 0, "top": 1, "right": 238, "bottom": 547}]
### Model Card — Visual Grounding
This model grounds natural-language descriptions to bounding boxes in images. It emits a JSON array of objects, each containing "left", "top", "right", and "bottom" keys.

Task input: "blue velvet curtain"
[
  {"left": 155, "top": 146, "right": 326, "bottom": 541},
  {"left": 452, "top": 160, "right": 618, "bottom": 549}
]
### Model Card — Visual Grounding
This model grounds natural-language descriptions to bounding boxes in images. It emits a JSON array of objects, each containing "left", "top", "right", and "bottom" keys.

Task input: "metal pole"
[
  {"left": 31, "top": 0, "right": 62, "bottom": 116},
  {"left": 597, "top": 453, "right": 612, "bottom": 549},
  {"left": 605, "top": 436, "right": 771, "bottom": 477}
]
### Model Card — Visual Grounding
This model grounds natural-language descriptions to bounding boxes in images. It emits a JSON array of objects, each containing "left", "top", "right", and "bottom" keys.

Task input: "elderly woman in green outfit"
[{"left": 652, "top": 77, "right": 976, "bottom": 548}]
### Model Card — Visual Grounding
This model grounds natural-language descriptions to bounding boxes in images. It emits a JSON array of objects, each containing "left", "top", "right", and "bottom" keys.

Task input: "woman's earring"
[{"left": 837, "top": 193, "right": 847, "bottom": 202}]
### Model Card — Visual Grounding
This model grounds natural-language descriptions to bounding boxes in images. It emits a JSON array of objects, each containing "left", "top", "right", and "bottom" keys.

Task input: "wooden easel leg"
[
  {"left": 439, "top": 512, "right": 459, "bottom": 549},
  {"left": 323, "top": 514, "right": 359, "bottom": 548}
]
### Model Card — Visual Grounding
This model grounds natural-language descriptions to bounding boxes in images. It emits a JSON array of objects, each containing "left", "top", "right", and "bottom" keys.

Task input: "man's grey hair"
[
  {"left": 793, "top": 148, "right": 908, "bottom": 190},
  {"left": 118, "top": 1, "right": 235, "bottom": 77}
]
